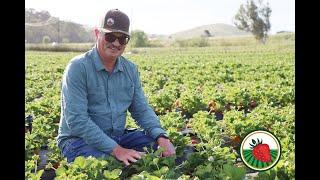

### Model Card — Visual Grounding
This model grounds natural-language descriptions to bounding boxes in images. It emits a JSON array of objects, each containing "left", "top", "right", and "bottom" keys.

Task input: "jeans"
[{"left": 61, "top": 129, "right": 158, "bottom": 163}]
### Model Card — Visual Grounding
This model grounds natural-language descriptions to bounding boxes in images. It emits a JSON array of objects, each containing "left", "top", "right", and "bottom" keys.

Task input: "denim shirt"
[{"left": 57, "top": 47, "right": 166, "bottom": 154}]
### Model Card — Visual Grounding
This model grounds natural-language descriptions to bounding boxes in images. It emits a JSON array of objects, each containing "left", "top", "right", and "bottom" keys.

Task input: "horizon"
[{"left": 25, "top": 0, "right": 295, "bottom": 35}]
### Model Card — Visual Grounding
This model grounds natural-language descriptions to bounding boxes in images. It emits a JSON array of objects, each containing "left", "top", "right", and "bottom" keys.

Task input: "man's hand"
[
  {"left": 157, "top": 137, "right": 176, "bottom": 157},
  {"left": 111, "top": 145, "right": 144, "bottom": 166}
]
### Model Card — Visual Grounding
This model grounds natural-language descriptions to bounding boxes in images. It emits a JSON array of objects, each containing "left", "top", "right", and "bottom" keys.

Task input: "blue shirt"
[{"left": 57, "top": 47, "right": 166, "bottom": 154}]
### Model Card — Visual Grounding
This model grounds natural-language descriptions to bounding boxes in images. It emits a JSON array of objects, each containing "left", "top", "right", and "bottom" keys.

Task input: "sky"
[{"left": 25, "top": 0, "right": 295, "bottom": 35}]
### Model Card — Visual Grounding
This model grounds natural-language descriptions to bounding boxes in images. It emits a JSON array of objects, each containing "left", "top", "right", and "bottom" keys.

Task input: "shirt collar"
[
  {"left": 113, "top": 57, "right": 124, "bottom": 73},
  {"left": 91, "top": 46, "right": 124, "bottom": 72}
]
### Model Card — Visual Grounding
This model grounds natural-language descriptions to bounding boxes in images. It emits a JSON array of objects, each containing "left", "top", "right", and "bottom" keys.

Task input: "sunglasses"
[{"left": 102, "top": 32, "right": 130, "bottom": 45}]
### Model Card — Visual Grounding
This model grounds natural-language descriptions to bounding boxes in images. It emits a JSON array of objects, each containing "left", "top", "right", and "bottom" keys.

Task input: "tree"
[
  {"left": 130, "top": 30, "right": 149, "bottom": 47},
  {"left": 233, "top": 0, "right": 271, "bottom": 44},
  {"left": 203, "top": 30, "right": 212, "bottom": 37},
  {"left": 42, "top": 36, "right": 51, "bottom": 43}
]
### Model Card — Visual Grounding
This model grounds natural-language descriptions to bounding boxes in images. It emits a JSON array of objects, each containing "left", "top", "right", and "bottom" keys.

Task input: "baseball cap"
[{"left": 99, "top": 9, "right": 130, "bottom": 36}]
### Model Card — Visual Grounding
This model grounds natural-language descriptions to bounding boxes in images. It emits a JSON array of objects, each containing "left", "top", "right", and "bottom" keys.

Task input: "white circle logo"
[
  {"left": 240, "top": 130, "right": 281, "bottom": 171},
  {"left": 106, "top": 18, "right": 114, "bottom": 26}
]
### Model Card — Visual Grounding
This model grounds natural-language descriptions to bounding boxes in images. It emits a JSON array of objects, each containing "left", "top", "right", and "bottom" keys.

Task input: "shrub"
[{"left": 42, "top": 36, "right": 51, "bottom": 44}]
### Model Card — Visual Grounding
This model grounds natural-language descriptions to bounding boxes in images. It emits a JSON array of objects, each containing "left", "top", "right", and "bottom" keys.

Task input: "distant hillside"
[
  {"left": 170, "top": 23, "right": 251, "bottom": 39},
  {"left": 25, "top": 9, "right": 252, "bottom": 43},
  {"left": 25, "top": 8, "right": 95, "bottom": 43}
]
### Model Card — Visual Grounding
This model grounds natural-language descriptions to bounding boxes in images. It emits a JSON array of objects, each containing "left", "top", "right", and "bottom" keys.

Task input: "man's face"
[{"left": 97, "top": 30, "right": 130, "bottom": 61}]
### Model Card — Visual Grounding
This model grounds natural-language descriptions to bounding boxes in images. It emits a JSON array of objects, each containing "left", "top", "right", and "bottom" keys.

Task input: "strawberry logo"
[
  {"left": 240, "top": 130, "right": 281, "bottom": 171},
  {"left": 250, "top": 138, "right": 271, "bottom": 162}
]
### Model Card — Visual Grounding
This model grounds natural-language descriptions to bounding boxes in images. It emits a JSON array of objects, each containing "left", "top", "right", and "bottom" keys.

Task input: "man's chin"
[{"left": 105, "top": 50, "right": 121, "bottom": 58}]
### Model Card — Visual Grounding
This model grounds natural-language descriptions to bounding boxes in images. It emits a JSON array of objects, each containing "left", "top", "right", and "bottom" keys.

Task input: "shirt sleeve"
[
  {"left": 128, "top": 64, "right": 167, "bottom": 139},
  {"left": 61, "top": 60, "right": 118, "bottom": 154}
]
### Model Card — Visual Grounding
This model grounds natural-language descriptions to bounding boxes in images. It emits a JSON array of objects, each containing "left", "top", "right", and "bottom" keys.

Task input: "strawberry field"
[{"left": 25, "top": 35, "right": 295, "bottom": 179}]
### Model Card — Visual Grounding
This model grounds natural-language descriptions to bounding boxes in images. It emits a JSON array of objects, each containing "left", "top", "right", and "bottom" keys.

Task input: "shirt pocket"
[
  {"left": 117, "top": 83, "right": 134, "bottom": 105},
  {"left": 87, "top": 86, "right": 108, "bottom": 113}
]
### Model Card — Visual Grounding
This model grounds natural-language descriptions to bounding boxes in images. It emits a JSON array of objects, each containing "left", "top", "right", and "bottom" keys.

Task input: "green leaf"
[
  {"left": 160, "top": 156, "right": 176, "bottom": 167},
  {"left": 153, "top": 158, "right": 159, "bottom": 165},
  {"left": 256, "top": 170, "right": 277, "bottom": 180},
  {"left": 73, "top": 156, "right": 86, "bottom": 168},
  {"left": 252, "top": 139, "right": 256, "bottom": 144},
  {"left": 103, "top": 169, "right": 121, "bottom": 179},
  {"left": 159, "top": 166, "right": 169, "bottom": 174},
  {"left": 223, "top": 164, "right": 246, "bottom": 180},
  {"left": 36, "top": 169, "right": 44, "bottom": 179},
  {"left": 55, "top": 166, "right": 66, "bottom": 176}
]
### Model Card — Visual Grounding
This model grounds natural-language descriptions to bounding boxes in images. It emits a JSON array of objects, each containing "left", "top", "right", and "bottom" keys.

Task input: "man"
[{"left": 57, "top": 9, "right": 175, "bottom": 166}]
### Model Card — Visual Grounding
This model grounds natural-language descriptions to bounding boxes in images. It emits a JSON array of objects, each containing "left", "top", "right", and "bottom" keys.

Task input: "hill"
[
  {"left": 25, "top": 8, "right": 95, "bottom": 43},
  {"left": 169, "top": 23, "right": 251, "bottom": 39}
]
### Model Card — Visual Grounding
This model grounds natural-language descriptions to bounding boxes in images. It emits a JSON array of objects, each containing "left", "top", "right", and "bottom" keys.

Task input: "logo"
[
  {"left": 106, "top": 18, "right": 114, "bottom": 26},
  {"left": 240, "top": 130, "right": 281, "bottom": 171}
]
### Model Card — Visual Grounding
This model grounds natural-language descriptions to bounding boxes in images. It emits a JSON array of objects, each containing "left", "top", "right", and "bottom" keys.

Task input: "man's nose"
[{"left": 112, "top": 38, "right": 121, "bottom": 46}]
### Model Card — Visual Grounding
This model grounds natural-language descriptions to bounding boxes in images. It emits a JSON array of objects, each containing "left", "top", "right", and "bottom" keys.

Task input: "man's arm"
[
  {"left": 128, "top": 65, "right": 175, "bottom": 156},
  {"left": 62, "top": 61, "right": 118, "bottom": 154},
  {"left": 128, "top": 65, "right": 166, "bottom": 139}
]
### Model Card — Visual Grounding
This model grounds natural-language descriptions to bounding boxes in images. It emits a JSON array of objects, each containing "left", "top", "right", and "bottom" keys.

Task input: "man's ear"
[{"left": 94, "top": 28, "right": 100, "bottom": 39}]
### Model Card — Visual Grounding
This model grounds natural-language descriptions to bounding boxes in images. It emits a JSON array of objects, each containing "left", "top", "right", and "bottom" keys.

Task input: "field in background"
[
  {"left": 25, "top": 33, "right": 294, "bottom": 51},
  {"left": 25, "top": 33, "right": 295, "bottom": 179}
]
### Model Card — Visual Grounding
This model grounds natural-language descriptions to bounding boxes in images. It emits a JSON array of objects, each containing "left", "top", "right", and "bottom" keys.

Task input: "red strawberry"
[
  {"left": 249, "top": 100, "right": 258, "bottom": 108},
  {"left": 191, "top": 136, "right": 199, "bottom": 144},
  {"left": 250, "top": 138, "right": 272, "bottom": 162}
]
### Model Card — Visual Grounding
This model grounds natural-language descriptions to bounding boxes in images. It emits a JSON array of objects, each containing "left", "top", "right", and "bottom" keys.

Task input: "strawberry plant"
[
  {"left": 25, "top": 155, "right": 44, "bottom": 179},
  {"left": 55, "top": 156, "right": 123, "bottom": 179},
  {"left": 179, "top": 90, "right": 207, "bottom": 116},
  {"left": 148, "top": 88, "right": 176, "bottom": 115},
  {"left": 46, "top": 138, "right": 63, "bottom": 168},
  {"left": 123, "top": 147, "right": 181, "bottom": 179}
]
